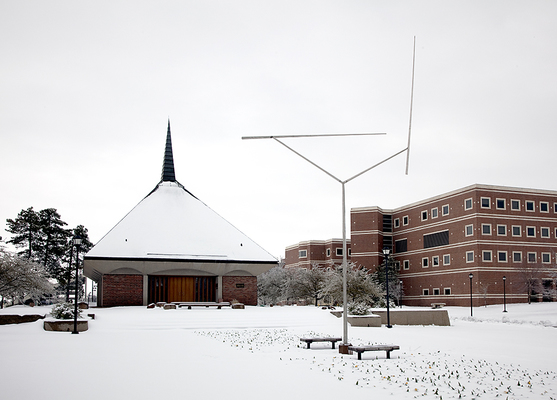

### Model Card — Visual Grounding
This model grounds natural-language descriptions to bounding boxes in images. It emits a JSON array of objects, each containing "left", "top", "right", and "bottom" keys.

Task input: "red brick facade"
[
  {"left": 222, "top": 276, "right": 257, "bottom": 305},
  {"left": 285, "top": 239, "right": 351, "bottom": 269},
  {"left": 102, "top": 274, "right": 143, "bottom": 307}
]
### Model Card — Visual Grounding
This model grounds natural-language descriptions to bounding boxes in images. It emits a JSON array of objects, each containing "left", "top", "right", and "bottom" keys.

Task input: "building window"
[
  {"left": 554, "top": 202, "right": 557, "bottom": 213},
  {"left": 542, "top": 252, "right": 551, "bottom": 263},
  {"left": 433, "top": 288, "right": 440, "bottom": 296},
  {"left": 465, "top": 224, "right": 474, "bottom": 237},
  {"left": 540, "top": 201, "right": 549, "bottom": 213},
  {"left": 526, "top": 201, "right": 535, "bottom": 211},
  {"left": 423, "top": 230, "right": 449, "bottom": 248},
  {"left": 423, "top": 289, "right": 430, "bottom": 296},
  {"left": 482, "top": 250, "right": 492, "bottom": 262},
  {"left": 299, "top": 250, "right": 307, "bottom": 258},
  {"left": 497, "top": 224, "right": 507, "bottom": 236},
  {"left": 541, "top": 227, "right": 550, "bottom": 238},
  {"left": 403, "top": 260, "right": 410, "bottom": 270},
  {"left": 444, "top": 288, "right": 451, "bottom": 295},
  {"left": 326, "top": 248, "right": 331, "bottom": 257},
  {"left": 512, "top": 225, "right": 521, "bottom": 237},
  {"left": 482, "top": 224, "right": 492, "bottom": 235},
  {"left": 395, "top": 239, "right": 407, "bottom": 253},
  {"left": 421, "top": 210, "right": 428, "bottom": 221},
  {"left": 498, "top": 251, "right": 507, "bottom": 262},
  {"left": 431, "top": 207, "right": 438, "bottom": 219},
  {"left": 348, "top": 248, "right": 351, "bottom": 256},
  {"left": 442, "top": 204, "right": 449, "bottom": 216},
  {"left": 526, "top": 226, "right": 536, "bottom": 237},
  {"left": 336, "top": 248, "right": 343, "bottom": 256},
  {"left": 496, "top": 198, "right": 506, "bottom": 209},
  {"left": 432, "top": 256, "right": 440, "bottom": 266},
  {"left": 466, "top": 251, "right": 474, "bottom": 263},
  {"left": 403, "top": 216, "right": 409, "bottom": 226},
  {"left": 528, "top": 252, "right": 536, "bottom": 263},
  {"left": 481, "top": 197, "right": 491, "bottom": 208},
  {"left": 465, "top": 198, "right": 473, "bottom": 210},
  {"left": 422, "top": 257, "right": 429, "bottom": 268},
  {"left": 443, "top": 254, "right": 450, "bottom": 265},
  {"left": 394, "top": 218, "right": 400, "bottom": 228},
  {"left": 511, "top": 199, "right": 520, "bottom": 210},
  {"left": 513, "top": 251, "right": 522, "bottom": 263}
]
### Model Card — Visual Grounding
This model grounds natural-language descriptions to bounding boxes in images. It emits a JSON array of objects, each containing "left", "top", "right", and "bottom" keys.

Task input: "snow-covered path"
[{"left": 1, "top": 303, "right": 556, "bottom": 399}]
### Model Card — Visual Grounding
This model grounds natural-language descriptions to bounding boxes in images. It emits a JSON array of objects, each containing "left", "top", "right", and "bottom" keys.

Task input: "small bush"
[
  {"left": 347, "top": 302, "right": 370, "bottom": 315},
  {"left": 50, "top": 302, "right": 81, "bottom": 320}
]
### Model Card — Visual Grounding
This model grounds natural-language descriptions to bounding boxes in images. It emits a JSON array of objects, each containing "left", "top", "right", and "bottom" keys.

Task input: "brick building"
[
  {"left": 287, "top": 184, "right": 557, "bottom": 306},
  {"left": 83, "top": 122, "right": 277, "bottom": 307},
  {"left": 284, "top": 239, "right": 351, "bottom": 269}
]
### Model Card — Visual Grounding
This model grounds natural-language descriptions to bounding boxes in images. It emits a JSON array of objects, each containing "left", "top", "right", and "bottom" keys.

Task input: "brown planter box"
[{"left": 43, "top": 320, "right": 89, "bottom": 332}]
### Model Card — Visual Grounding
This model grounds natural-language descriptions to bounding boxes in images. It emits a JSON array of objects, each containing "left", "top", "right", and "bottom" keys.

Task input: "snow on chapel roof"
[{"left": 86, "top": 122, "right": 276, "bottom": 264}]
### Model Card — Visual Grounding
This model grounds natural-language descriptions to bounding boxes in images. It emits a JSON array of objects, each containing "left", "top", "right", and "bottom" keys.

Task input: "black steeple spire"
[{"left": 161, "top": 119, "right": 176, "bottom": 182}]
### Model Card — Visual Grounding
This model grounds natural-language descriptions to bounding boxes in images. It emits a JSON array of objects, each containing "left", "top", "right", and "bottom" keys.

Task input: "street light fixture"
[
  {"left": 399, "top": 280, "right": 403, "bottom": 308},
  {"left": 383, "top": 247, "right": 392, "bottom": 328},
  {"left": 503, "top": 276, "right": 507, "bottom": 313},
  {"left": 469, "top": 273, "right": 474, "bottom": 317},
  {"left": 72, "top": 236, "right": 82, "bottom": 335}
]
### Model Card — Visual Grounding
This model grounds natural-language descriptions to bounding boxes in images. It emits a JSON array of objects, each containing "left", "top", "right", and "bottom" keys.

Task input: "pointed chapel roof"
[{"left": 86, "top": 122, "right": 276, "bottom": 264}]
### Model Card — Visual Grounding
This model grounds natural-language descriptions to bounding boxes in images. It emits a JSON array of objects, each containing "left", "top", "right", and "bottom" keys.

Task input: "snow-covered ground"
[{"left": 1, "top": 303, "right": 556, "bottom": 399}]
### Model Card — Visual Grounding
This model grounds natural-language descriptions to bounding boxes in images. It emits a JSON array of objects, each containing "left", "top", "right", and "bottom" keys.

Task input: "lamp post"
[
  {"left": 503, "top": 276, "right": 507, "bottom": 313},
  {"left": 399, "top": 280, "right": 403, "bottom": 308},
  {"left": 72, "top": 236, "right": 82, "bottom": 335},
  {"left": 383, "top": 247, "right": 392, "bottom": 328},
  {"left": 469, "top": 273, "right": 473, "bottom": 317}
]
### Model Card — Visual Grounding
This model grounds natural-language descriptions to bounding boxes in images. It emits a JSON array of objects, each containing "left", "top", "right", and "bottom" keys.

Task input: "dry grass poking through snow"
[{"left": 197, "top": 328, "right": 557, "bottom": 399}]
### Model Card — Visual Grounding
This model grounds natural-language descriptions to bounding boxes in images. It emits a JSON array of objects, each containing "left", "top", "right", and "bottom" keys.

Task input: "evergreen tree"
[
  {"left": 373, "top": 254, "right": 400, "bottom": 305},
  {"left": 6, "top": 207, "right": 41, "bottom": 260}
]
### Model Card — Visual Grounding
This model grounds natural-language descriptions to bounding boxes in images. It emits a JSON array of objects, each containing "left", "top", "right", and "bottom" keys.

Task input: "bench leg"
[
  {"left": 386, "top": 350, "right": 391, "bottom": 359},
  {"left": 307, "top": 342, "right": 311, "bottom": 349},
  {"left": 331, "top": 342, "right": 336, "bottom": 349},
  {"left": 357, "top": 352, "right": 362, "bottom": 360}
]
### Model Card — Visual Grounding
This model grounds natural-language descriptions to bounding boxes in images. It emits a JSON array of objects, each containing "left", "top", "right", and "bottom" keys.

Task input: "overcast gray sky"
[{"left": 1, "top": 1, "right": 557, "bottom": 259}]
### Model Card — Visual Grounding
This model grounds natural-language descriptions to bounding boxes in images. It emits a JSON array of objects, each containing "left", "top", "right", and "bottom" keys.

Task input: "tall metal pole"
[
  {"left": 469, "top": 273, "right": 473, "bottom": 317},
  {"left": 503, "top": 276, "right": 507, "bottom": 312},
  {"left": 385, "top": 249, "right": 392, "bottom": 328},
  {"left": 341, "top": 183, "right": 348, "bottom": 344},
  {"left": 72, "top": 240, "right": 81, "bottom": 334}
]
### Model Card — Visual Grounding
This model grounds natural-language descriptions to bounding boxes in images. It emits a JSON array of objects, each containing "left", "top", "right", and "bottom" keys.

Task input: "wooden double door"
[{"left": 148, "top": 276, "right": 217, "bottom": 303}]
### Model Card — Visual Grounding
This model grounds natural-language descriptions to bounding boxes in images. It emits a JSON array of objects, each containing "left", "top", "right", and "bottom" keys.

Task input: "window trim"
[
  {"left": 403, "top": 260, "right": 410, "bottom": 270},
  {"left": 422, "top": 257, "right": 429, "bottom": 268},
  {"left": 326, "top": 248, "right": 331, "bottom": 257},
  {"left": 466, "top": 251, "right": 474, "bottom": 263},
  {"left": 511, "top": 199, "right": 520, "bottom": 211},
  {"left": 402, "top": 215, "right": 409, "bottom": 226},
  {"left": 540, "top": 201, "right": 549, "bottom": 213},
  {"left": 444, "top": 287, "right": 451, "bottom": 295},
  {"left": 465, "top": 224, "right": 474, "bottom": 237},
  {"left": 431, "top": 207, "right": 438, "bottom": 219},
  {"left": 464, "top": 198, "right": 473, "bottom": 210},
  {"left": 498, "top": 251, "right": 507, "bottom": 263},
  {"left": 527, "top": 252, "right": 537, "bottom": 263},
  {"left": 542, "top": 252, "right": 551, "bottom": 264},
  {"left": 512, "top": 225, "right": 522, "bottom": 237},
  {"left": 442, "top": 204, "right": 450, "bottom": 216},
  {"left": 480, "top": 197, "right": 491, "bottom": 209},
  {"left": 443, "top": 254, "right": 450, "bottom": 266},
  {"left": 432, "top": 255, "right": 440, "bottom": 267},
  {"left": 433, "top": 288, "right": 440, "bottom": 296},
  {"left": 394, "top": 218, "right": 400, "bottom": 228},
  {"left": 513, "top": 251, "right": 522, "bottom": 263},
  {"left": 497, "top": 224, "right": 507, "bottom": 236},
  {"left": 336, "top": 248, "right": 343, "bottom": 256},
  {"left": 422, "top": 289, "right": 430, "bottom": 296},
  {"left": 541, "top": 227, "right": 550, "bottom": 238},
  {"left": 299, "top": 250, "right": 307, "bottom": 258},
  {"left": 526, "top": 226, "right": 536, "bottom": 238},
  {"left": 482, "top": 250, "right": 492, "bottom": 262},
  {"left": 421, "top": 210, "right": 428, "bottom": 221},
  {"left": 481, "top": 223, "right": 492, "bottom": 235},
  {"left": 525, "top": 200, "right": 535, "bottom": 212},
  {"left": 496, "top": 198, "right": 506, "bottom": 210}
]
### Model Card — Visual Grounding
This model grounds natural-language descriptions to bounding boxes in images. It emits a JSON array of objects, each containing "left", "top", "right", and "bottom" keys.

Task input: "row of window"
[
  {"left": 469, "top": 197, "right": 555, "bottom": 212},
  {"left": 466, "top": 224, "right": 555, "bottom": 238},
  {"left": 298, "top": 248, "right": 351, "bottom": 258},
  {"left": 422, "top": 288, "right": 451, "bottom": 296},
  {"left": 393, "top": 197, "right": 557, "bottom": 230},
  {"left": 466, "top": 250, "right": 552, "bottom": 264}
]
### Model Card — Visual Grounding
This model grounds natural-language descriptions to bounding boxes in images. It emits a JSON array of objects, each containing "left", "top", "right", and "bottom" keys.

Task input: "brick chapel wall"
[
  {"left": 222, "top": 276, "right": 257, "bottom": 305},
  {"left": 102, "top": 274, "right": 144, "bottom": 307}
]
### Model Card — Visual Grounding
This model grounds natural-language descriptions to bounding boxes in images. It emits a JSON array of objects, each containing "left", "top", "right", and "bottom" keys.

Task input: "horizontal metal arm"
[{"left": 242, "top": 132, "right": 386, "bottom": 140}]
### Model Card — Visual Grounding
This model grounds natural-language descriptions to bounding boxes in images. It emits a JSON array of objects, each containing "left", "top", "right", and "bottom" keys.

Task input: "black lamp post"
[
  {"left": 469, "top": 273, "right": 474, "bottom": 317},
  {"left": 72, "top": 236, "right": 82, "bottom": 334},
  {"left": 399, "top": 280, "right": 403, "bottom": 308},
  {"left": 383, "top": 247, "right": 392, "bottom": 328},
  {"left": 503, "top": 276, "right": 507, "bottom": 313}
]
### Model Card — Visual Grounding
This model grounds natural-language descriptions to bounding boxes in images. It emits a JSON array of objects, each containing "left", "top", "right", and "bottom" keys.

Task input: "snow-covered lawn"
[{"left": 1, "top": 303, "right": 556, "bottom": 399}]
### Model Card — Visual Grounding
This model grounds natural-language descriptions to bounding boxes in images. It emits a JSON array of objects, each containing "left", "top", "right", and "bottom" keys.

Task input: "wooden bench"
[
  {"left": 431, "top": 303, "right": 446, "bottom": 309},
  {"left": 173, "top": 302, "right": 231, "bottom": 309},
  {"left": 348, "top": 345, "right": 400, "bottom": 360},
  {"left": 299, "top": 337, "right": 342, "bottom": 349}
]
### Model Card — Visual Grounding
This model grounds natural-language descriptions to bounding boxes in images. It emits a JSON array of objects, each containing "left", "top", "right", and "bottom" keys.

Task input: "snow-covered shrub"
[
  {"left": 348, "top": 302, "right": 370, "bottom": 315},
  {"left": 50, "top": 302, "right": 81, "bottom": 319}
]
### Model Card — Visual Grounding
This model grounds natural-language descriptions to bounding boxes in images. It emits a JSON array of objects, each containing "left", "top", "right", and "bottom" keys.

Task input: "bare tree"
[
  {"left": 323, "top": 263, "right": 384, "bottom": 306},
  {"left": 516, "top": 264, "right": 545, "bottom": 304},
  {"left": 287, "top": 264, "right": 328, "bottom": 306},
  {"left": 478, "top": 282, "right": 490, "bottom": 307}
]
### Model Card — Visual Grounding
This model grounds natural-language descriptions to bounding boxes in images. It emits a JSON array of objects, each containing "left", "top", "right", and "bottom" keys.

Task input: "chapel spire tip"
[{"left": 161, "top": 119, "right": 176, "bottom": 182}]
